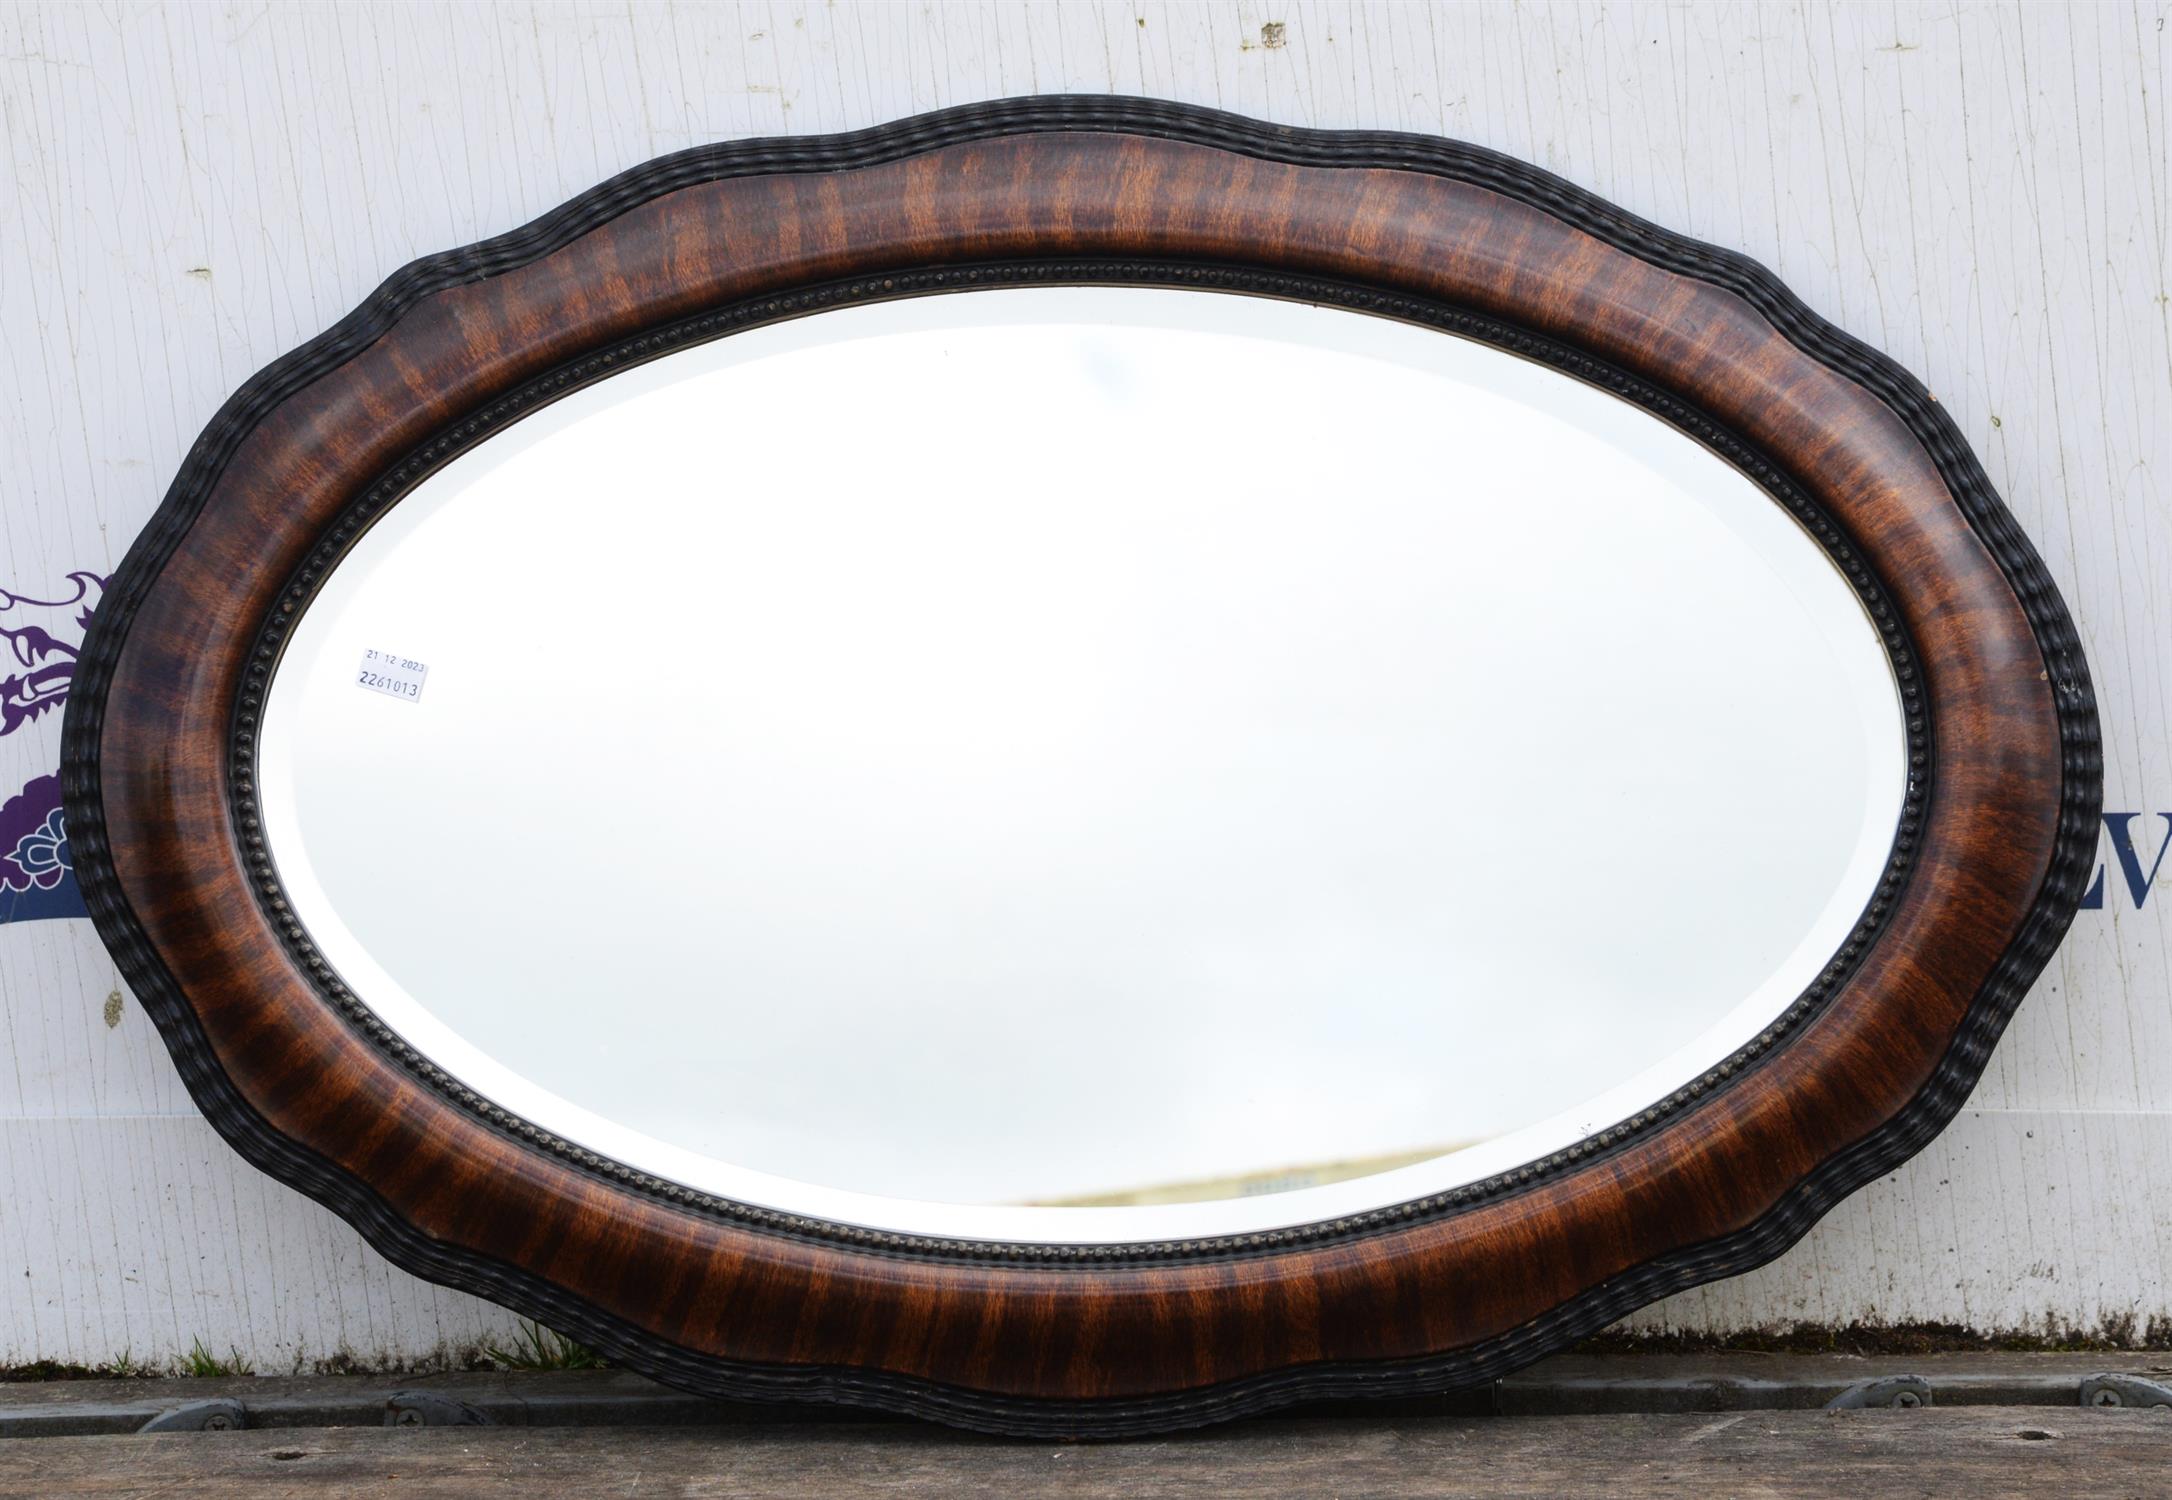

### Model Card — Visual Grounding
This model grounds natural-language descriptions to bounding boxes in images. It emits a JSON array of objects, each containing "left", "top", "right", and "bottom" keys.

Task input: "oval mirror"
[
  {"left": 256, "top": 286, "right": 1906, "bottom": 1241},
  {"left": 67, "top": 99, "right": 2097, "bottom": 1435}
]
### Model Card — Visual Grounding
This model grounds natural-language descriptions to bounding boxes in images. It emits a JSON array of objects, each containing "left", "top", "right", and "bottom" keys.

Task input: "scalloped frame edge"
[{"left": 60, "top": 96, "right": 2101, "bottom": 1436}]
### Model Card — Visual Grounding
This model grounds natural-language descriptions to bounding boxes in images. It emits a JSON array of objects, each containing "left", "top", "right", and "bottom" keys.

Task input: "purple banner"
[{"left": 1, "top": 572, "right": 104, "bottom": 926}]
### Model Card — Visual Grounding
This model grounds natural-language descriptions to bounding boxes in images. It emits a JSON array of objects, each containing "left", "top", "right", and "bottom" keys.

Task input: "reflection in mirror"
[{"left": 257, "top": 287, "right": 1905, "bottom": 1242}]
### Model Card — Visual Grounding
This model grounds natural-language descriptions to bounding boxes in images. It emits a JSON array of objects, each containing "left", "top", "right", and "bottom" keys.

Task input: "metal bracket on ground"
[
  {"left": 136, "top": 1398, "right": 247, "bottom": 1433},
  {"left": 1824, "top": 1376, "right": 1932, "bottom": 1410},
  {"left": 2079, "top": 1374, "right": 2172, "bottom": 1410}
]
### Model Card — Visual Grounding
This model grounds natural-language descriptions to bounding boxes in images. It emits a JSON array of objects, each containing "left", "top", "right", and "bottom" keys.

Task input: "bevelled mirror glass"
[
  {"left": 69, "top": 99, "right": 2096, "bottom": 1435},
  {"left": 256, "top": 287, "right": 1905, "bottom": 1241}
]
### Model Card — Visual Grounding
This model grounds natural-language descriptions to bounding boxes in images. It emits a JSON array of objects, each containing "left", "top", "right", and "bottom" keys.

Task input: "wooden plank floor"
[{"left": 2, "top": 1410, "right": 2167, "bottom": 1499}]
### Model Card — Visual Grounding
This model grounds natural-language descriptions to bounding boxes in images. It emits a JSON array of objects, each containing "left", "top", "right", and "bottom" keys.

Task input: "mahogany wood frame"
[{"left": 62, "top": 98, "right": 2100, "bottom": 1436}]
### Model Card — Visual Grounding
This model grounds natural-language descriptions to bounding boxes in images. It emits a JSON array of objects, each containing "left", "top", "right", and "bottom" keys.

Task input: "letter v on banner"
[{"left": 2081, "top": 813, "right": 2172, "bottom": 910}]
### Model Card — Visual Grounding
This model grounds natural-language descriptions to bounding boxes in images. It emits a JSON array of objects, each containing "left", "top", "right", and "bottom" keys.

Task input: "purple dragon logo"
[
  {"left": 2, "top": 572, "right": 105, "bottom": 924},
  {"left": 2, "top": 572, "right": 101, "bottom": 738},
  {"left": 2, "top": 775, "right": 70, "bottom": 891}
]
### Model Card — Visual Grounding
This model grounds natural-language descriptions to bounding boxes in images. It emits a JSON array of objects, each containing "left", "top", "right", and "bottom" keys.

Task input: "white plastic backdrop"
[{"left": 0, "top": 0, "right": 2164, "bottom": 1371}]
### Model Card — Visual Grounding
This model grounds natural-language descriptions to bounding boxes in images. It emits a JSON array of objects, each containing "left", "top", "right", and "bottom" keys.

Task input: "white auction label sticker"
[{"left": 355, "top": 649, "right": 428, "bottom": 703}]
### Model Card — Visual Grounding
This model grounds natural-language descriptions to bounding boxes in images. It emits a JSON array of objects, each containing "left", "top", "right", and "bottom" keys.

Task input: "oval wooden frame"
[{"left": 63, "top": 98, "right": 2100, "bottom": 1436}]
